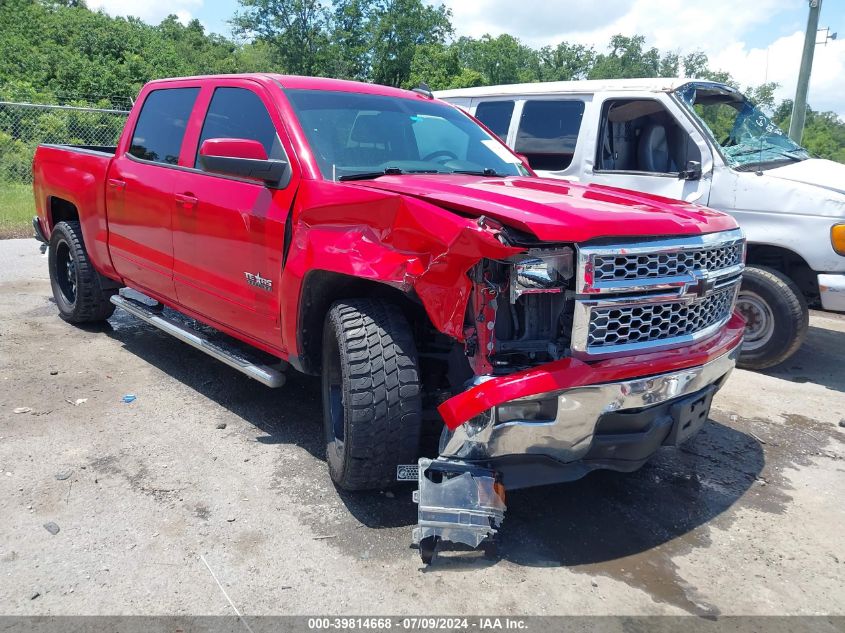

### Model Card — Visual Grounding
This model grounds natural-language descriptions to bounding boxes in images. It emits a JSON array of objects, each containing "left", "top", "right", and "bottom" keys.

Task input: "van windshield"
[
  {"left": 676, "top": 83, "right": 809, "bottom": 170},
  {"left": 285, "top": 89, "right": 527, "bottom": 181}
]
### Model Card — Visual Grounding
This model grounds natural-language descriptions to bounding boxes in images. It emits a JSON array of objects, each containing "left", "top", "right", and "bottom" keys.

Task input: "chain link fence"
[{"left": 0, "top": 100, "right": 129, "bottom": 183}]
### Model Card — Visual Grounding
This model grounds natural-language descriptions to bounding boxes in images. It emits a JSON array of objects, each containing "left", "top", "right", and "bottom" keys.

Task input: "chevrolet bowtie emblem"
[{"left": 688, "top": 277, "right": 715, "bottom": 298}]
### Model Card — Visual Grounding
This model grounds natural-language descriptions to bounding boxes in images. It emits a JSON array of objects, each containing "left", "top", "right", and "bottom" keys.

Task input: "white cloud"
[
  {"left": 86, "top": 0, "right": 202, "bottom": 25},
  {"left": 712, "top": 34, "right": 845, "bottom": 118},
  {"left": 437, "top": 0, "right": 844, "bottom": 117},
  {"left": 438, "top": 0, "right": 794, "bottom": 50}
]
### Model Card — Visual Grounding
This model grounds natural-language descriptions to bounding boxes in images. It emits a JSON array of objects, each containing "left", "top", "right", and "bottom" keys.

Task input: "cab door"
[
  {"left": 585, "top": 93, "right": 713, "bottom": 205},
  {"left": 170, "top": 80, "right": 300, "bottom": 351},
  {"left": 106, "top": 86, "right": 201, "bottom": 301}
]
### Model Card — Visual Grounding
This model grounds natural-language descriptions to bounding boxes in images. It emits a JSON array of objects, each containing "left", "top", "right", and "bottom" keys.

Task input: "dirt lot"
[{"left": 1, "top": 237, "right": 843, "bottom": 616}]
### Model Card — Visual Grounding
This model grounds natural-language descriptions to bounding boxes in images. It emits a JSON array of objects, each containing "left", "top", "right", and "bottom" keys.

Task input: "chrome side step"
[{"left": 110, "top": 292, "right": 286, "bottom": 388}]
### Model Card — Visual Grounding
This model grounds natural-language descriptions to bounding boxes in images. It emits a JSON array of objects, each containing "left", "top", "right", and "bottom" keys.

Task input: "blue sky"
[{"left": 87, "top": 0, "right": 845, "bottom": 116}]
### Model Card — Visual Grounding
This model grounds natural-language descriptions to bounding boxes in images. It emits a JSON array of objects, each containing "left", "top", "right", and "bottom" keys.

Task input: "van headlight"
[{"left": 509, "top": 247, "right": 574, "bottom": 303}]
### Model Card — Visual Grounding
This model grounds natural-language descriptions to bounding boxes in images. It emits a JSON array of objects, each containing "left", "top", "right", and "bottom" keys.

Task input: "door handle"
[
  {"left": 175, "top": 193, "right": 198, "bottom": 209},
  {"left": 107, "top": 178, "right": 125, "bottom": 190}
]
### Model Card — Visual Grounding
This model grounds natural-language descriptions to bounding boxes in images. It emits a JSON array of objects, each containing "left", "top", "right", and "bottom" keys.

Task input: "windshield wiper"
[
  {"left": 450, "top": 168, "right": 507, "bottom": 177},
  {"left": 338, "top": 167, "right": 405, "bottom": 181},
  {"left": 338, "top": 167, "right": 443, "bottom": 181}
]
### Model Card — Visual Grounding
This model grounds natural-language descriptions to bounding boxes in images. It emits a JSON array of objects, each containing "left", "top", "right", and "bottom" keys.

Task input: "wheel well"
[
  {"left": 745, "top": 244, "right": 819, "bottom": 307},
  {"left": 48, "top": 197, "right": 79, "bottom": 228},
  {"left": 295, "top": 271, "right": 426, "bottom": 375}
]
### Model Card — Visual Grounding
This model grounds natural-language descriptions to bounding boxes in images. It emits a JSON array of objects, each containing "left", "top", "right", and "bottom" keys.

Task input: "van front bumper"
[
  {"left": 819, "top": 273, "right": 845, "bottom": 312},
  {"left": 437, "top": 313, "right": 745, "bottom": 489}
]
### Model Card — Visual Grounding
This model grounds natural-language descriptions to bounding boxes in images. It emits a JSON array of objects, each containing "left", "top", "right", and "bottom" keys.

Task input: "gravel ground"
[{"left": 0, "top": 238, "right": 843, "bottom": 616}]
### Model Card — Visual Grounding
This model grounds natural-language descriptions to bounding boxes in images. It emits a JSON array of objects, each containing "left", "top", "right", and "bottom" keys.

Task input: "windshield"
[
  {"left": 285, "top": 89, "right": 528, "bottom": 180},
  {"left": 676, "top": 83, "right": 809, "bottom": 170}
]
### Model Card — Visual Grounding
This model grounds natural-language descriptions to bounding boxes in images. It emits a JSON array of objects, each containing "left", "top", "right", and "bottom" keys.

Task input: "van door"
[
  {"left": 586, "top": 94, "right": 713, "bottom": 204},
  {"left": 472, "top": 99, "right": 516, "bottom": 143},
  {"left": 510, "top": 98, "right": 587, "bottom": 177}
]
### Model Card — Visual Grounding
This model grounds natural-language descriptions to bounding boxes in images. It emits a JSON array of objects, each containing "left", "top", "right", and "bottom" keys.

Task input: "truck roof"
[
  {"left": 435, "top": 77, "right": 728, "bottom": 99},
  {"left": 144, "top": 73, "right": 429, "bottom": 100}
]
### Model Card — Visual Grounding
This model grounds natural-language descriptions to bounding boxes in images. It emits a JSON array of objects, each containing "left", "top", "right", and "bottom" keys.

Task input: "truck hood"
[
  {"left": 765, "top": 158, "right": 845, "bottom": 196},
  {"left": 353, "top": 175, "right": 736, "bottom": 242}
]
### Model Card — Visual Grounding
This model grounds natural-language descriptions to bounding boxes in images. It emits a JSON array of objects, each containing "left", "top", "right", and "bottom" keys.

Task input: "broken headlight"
[{"left": 509, "top": 247, "right": 574, "bottom": 303}]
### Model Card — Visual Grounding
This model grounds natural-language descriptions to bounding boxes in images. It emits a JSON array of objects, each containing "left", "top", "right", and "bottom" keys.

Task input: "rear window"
[
  {"left": 515, "top": 100, "right": 585, "bottom": 171},
  {"left": 475, "top": 101, "right": 514, "bottom": 141},
  {"left": 129, "top": 88, "right": 199, "bottom": 165}
]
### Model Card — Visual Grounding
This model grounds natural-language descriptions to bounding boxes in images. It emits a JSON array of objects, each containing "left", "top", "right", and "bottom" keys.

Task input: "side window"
[
  {"left": 196, "top": 87, "right": 283, "bottom": 167},
  {"left": 475, "top": 101, "right": 514, "bottom": 141},
  {"left": 515, "top": 100, "right": 584, "bottom": 171},
  {"left": 596, "top": 99, "right": 701, "bottom": 174},
  {"left": 129, "top": 88, "right": 199, "bottom": 164}
]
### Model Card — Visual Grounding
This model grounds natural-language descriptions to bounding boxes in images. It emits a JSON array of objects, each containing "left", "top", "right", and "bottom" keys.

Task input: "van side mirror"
[
  {"left": 198, "top": 138, "right": 289, "bottom": 186},
  {"left": 679, "top": 160, "right": 702, "bottom": 181}
]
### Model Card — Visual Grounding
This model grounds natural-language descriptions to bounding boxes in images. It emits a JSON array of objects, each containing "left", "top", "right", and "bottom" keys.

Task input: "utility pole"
[{"left": 789, "top": 0, "right": 823, "bottom": 144}]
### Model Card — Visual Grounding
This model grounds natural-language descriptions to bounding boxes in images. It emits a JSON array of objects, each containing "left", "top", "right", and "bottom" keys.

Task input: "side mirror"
[
  {"left": 198, "top": 138, "right": 289, "bottom": 186},
  {"left": 679, "top": 160, "right": 702, "bottom": 181}
]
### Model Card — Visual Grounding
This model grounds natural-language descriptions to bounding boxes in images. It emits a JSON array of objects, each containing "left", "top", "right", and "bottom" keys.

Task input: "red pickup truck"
[{"left": 32, "top": 74, "right": 745, "bottom": 562}]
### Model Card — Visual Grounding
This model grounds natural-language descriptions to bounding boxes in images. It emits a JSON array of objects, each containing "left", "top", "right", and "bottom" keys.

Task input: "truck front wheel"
[
  {"left": 321, "top": 299, "right": 422, "bottom": 490},
  {"left": 48, "top": 221, "right": 115, "bottom": 323},
  {"left": 736, "top": 266, "right": 808, "bottom": 370}
]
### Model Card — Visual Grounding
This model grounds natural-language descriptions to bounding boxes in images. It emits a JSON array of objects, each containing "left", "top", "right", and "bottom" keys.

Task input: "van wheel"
[
  {"left": 48, "top": 221, "right": 115, "bottom": 323},
  {"left": 736, "top": 266, "right": 808, "bottom": 370},
  {"left": 321, "top": 299, "right": 422, "bottom": 491}
]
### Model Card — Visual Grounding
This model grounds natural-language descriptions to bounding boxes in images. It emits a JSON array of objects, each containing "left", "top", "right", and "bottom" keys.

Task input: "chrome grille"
[
  {"left": 593, "top": 242, "right": 744, "bottom": 283},
  {"left": 587, "top": 285, "right": 737, "bottom": 349},
  {"left": 572, "top": 229, "right": 745, "bottom": 358}
]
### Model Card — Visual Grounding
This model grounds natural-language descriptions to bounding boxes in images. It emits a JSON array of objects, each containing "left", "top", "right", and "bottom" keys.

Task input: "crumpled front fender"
[{"left": 284, "top": 181, "right": 521, "bottom": 350}]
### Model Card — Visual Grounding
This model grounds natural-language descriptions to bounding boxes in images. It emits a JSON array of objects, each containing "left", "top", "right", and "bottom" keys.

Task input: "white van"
[{"left": 437, "top": 79, "right": 845, "bottom": 369}]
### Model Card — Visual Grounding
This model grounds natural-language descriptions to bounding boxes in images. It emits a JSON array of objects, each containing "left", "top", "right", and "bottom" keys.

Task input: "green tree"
[
  {"left": 232, "top": 0, "right": 331, "bottom": 76},
  {"left": 589, "top": 35, "right": 677, "bottom": 79},
  {"left": 537, "top": 42, "right": 596, "bottom": 81},
  {"left": 772, "top": 100, "right": 845, "bottom": 162},
  {"left": 407, "top": 43, "right": 483, "bottom": 90},
  {"left": 368, "top": 0, "right": 452, "bottom": 87},
  {"left": 328, "top": 0, "right": 374, "bottom": 80},
  {"left": 454, "top": 34, "right": 539, "bottom": 85}
]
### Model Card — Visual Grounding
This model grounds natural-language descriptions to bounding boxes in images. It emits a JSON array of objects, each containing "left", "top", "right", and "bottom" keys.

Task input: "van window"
[
  {"left": 515, "top": 100, "right": 584, "bottom": 171},
  {"left": 474, "top": 101, "right": 514, "bottom": 141},
  {"left": 596, "top": 99, "right": 701, "bottom": 174},
  {"left": 196, "top": 87, "right": 284, "bottom": 168},
  {"left": 129, "top": 88, "right": 199, "bottom": 165}
]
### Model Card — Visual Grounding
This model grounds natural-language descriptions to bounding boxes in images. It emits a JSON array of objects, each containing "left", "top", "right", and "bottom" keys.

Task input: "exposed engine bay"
[{"left": 462, "top": 247, "right": 576, "bottom": 377}]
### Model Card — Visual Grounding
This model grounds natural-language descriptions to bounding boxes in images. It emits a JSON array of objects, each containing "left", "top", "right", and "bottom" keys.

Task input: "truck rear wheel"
[
  {"left": 736, "top": 266, "right": 808, "bottom": 370},
  {"left": 321, "top": 299, "right": 422, "bottom": 491},
  {"left": 48, "top": 221, "right": 115, "bottom": 323}
]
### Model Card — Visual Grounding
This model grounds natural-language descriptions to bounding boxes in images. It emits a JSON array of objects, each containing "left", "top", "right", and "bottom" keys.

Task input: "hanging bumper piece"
[{"left": 412, "top": 458, "right": 506, "bottom": 565}]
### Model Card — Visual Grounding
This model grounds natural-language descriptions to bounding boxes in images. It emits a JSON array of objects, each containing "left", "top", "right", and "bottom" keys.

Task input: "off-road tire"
[
  {"left": 48, "top": 221, "right": 115, "bottom": 323},
  {"left": 321, "top": 299, "right": 422, "bottom": 490},
  {"left": 737, "top": 266, "right": 808, "bottom": 370}
]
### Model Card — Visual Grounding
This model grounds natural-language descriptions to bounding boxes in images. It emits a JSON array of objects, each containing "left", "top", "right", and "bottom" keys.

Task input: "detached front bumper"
[{"left": 436, "top": 313, "right": 744, "bottom": 489}]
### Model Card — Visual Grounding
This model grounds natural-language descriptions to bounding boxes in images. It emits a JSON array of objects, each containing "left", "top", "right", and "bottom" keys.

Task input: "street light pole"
[{"left": 789, "top": 0, "right": 823, "bottom": 144}]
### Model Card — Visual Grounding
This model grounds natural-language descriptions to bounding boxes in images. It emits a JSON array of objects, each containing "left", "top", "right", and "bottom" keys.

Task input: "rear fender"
[{"left": 32, "top": 146, "right": 118, "bottom": 278}]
